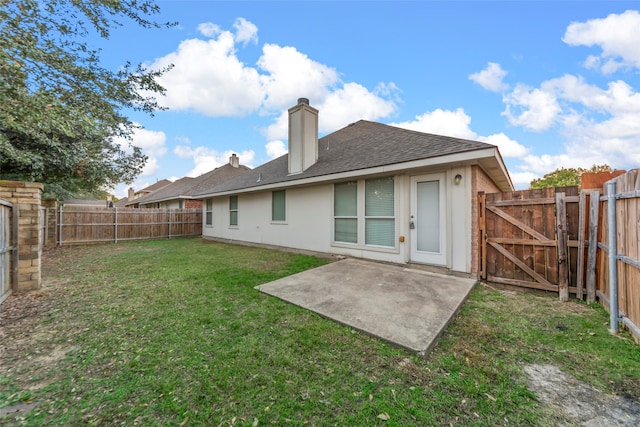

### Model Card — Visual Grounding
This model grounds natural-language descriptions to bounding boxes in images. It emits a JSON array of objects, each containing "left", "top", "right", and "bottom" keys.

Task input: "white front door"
[{"left": 410, "top": 174, "right": 447, "bottom": 265}]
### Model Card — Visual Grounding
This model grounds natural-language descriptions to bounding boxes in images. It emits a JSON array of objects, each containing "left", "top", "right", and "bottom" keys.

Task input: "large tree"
[
  {"left": 529, "top": 165, "right": 612, "bottom": 189},
  {"left": 0, "top": 0, "right": 175, "bottom": 199}
]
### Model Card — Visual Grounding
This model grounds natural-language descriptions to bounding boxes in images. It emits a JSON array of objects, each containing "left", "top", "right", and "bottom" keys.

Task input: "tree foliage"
[
  {"left": 0, "top": 0, "right": 175, "bottom": 199},
  {"left": 529, "top": 165, "right": 612, "bottom": 189}
]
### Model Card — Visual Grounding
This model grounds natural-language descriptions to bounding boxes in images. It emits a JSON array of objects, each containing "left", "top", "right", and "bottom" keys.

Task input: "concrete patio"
[{"left": 256, "top": 257, "right": 476, "bottom": 355}]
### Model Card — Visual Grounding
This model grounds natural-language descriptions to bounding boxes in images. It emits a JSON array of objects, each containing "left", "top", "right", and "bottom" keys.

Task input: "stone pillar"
[{"left": 0, "top": 180, "right": 44, "bottom": 292}]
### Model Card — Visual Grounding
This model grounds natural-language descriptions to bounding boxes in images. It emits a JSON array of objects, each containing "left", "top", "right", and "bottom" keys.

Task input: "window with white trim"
[
  {"left": 229, "top": 195, "right": 238, "bottom": 226},
  {"left": 272, "top": 190, "right": 286, "bottom": 222},
  {"left": 365, "top": 177, "right": 395, "bottom": 247},
  {"left": 334, "top": 181, "right": 358, "bottom": 243},
  {"left": 205, "top": 199, "right": 213, "bottom": 226},
  {"left": 333, "top": 177, "right": 395, "bottom": 248}
]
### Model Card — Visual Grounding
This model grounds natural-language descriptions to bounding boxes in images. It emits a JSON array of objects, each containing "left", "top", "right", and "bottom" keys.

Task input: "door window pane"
[{"left": 417, "top": 181, "right": 439, "bottom": 252}]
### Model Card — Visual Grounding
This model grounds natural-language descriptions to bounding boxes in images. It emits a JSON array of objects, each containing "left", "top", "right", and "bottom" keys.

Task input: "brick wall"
[
  {"left": 470, "top": 166, "right": 502, "bottom": 277},
  {"left": 185, "top": 199, "right": 203, "bottom": 209},
  {"left": 0, "top": 181, "right": 44, "bottom": 291}
]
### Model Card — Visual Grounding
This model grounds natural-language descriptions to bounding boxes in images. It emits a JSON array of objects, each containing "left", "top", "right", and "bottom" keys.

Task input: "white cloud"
[
  {"left": 317, "top": 83, "right": 398, "bottom": 133},
  {"left": 147, "top": 32, "right": 264, "bottom": 116},
  {"left": 479, "top": 133, "right": 529, "bottom": 158},
  {"left": 264, "top": 82, "right": 398, "bottom": 141},
  {"left": 113, "top": 126, "right": 167, "bottom": 177},
  {"left": 197, "top": 22, "right": 221, "bottom": 38},
  {"left": 391, "top": 108, "right": 476, "bottom": 139},
  {"left": 502, "top": 84, "right": 561, "bottom": 131},
  {"left": 174, "top": 145, "right": 255, "bottom": 177},
  {"left": 233, "top": 17, "right": 258, "bottom": 46},
  {"left": 469, "top": 62, "right": 508, "bottom": 92},
  {"left": 265, "top": 140, "right": 287, "bottom": 159},
  {"left": 258, "top": 44, "right": 340, "bottom": 110},
  {"left": 391, "top": 108, "right": 528, "bottom": 160},
  {"left": 509, "top": 171, "right": 539, "bottom": 189},
  {"left": 502, "top": 71, "right": 640, "bottom": 181},
  {"left": 563, "top": 10, "right": 640, "bottom": 73}
]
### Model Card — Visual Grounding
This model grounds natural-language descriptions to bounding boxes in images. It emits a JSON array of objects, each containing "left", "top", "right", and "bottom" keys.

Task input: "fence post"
[
  {"left": 58, "top": 204, "right": 63, "bottom": 246},
  {"left": 478, "top": 192, "right": 486, "bottom": 280},
  {"left": 586, "top": 190, "right": 599, "bottom": 303},
  {"left": 168, "top": 209, "right": 172, "bottom": 239},
  {"left": 607, "top": 181, "right": 619, "bottom": 334},
  {"left": 556, "top": 192, "right": 569, "bottom": 301},
  {"left": 12, "top": 203, "right": 19, "bottom": 292},
  {"left": 576, "top": 191, "right": 586, "bottom": 300},
  {"left": 114, "top": 207, "right": 118, "bottom": 244}
]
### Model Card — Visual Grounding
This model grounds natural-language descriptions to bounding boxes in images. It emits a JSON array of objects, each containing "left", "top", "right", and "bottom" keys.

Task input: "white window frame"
[
  {"left": 332, "top": 177, "right": 397, "bottom": 252},
  {"left": 205, "top": 199, "right": 213, "bottom": 227},
  {"left": 271, "top": 190, "right": 287, "bottom": 223},
  {"left": 229, "top": 195, "right": 238, "bottom": 227}
]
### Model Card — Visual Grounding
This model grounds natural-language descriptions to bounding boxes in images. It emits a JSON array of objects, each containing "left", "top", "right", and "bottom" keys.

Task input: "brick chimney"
[
  {"left": 288, "top": 98, "right": 318, "bottom": 175},
  {"left": 229, "top": 153, "right": 239, "bottom": 168}
]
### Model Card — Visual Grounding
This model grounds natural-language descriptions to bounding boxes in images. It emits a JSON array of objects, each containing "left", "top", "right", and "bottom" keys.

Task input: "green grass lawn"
[{"left": 1, "top": 238, "right": 638, "bottom": 426}]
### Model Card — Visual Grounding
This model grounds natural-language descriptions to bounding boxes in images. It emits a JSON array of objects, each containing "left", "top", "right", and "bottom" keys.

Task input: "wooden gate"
[
  {"left": 478, "top": 187, "right": 581, "bottom": 300},
  {"left": 0, "top": 199, "right": 19, "bottom": 304}
]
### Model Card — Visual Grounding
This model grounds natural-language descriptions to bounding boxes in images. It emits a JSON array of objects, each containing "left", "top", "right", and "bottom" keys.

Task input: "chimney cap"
[{"left": 298, "top": 97, "right": 309, "bottom": 105}]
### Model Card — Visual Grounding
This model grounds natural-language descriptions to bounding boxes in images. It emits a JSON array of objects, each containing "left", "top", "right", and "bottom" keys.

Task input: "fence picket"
[{"left": 50, "top": 207, "right": 202, "bottom": 246}]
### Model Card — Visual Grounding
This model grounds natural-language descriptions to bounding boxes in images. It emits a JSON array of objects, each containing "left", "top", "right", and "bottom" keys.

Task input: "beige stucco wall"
[
  {"left": 0, "top": 180, "right": 43, "bottom": 292},
  {"left": 203, "top": 165, "right": 475, "bottom": 274}
]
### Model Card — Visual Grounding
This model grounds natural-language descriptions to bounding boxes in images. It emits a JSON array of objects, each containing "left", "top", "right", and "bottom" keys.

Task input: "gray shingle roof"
[
  {"left": 193, "top": 120, "right": 496, "bottom": 196},
  {"left": 138, "top": 179, "right": 172, "bottom": 193},
  {"left": 134, "top": 163, "right": 251, "bottom": 205},
  {"left": 185, "top": 163, "right": 251, "bottom": 196},
  {"left": 114, "top": 197, "right": 129, "bottom": 207},
  {"left": 134, "top": 177, "right": 196, "bottom": 205}
]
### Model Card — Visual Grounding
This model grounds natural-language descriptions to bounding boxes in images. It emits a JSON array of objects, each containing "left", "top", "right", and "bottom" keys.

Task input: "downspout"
[{"left": 607, "top": 181, "right": 619, "bottom": 334}]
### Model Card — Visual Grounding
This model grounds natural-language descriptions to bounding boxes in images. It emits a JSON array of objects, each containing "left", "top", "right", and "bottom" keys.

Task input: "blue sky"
[{"left": 96, "top": 1, "right": 640, "bottom": 196}]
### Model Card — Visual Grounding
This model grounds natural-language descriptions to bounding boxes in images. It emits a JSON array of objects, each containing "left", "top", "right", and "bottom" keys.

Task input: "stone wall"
[{"left": 0, "top": 181, "right": 43, "bottom": 292}]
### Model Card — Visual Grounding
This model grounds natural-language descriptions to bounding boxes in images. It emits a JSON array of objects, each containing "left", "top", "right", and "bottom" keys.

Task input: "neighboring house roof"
[
  {"left": 114, "top": 197, "right": 129, "bottom": 207},
  {"left": 134, "top": 177, "right": 196, "bottom": 206},
  {"left": 194, "top": 120, "right": 512, "bottom": 197},
  {"left": 185, "top": 163, "right": 251, "bottom": 196},
  {"left": 138, "top": 179, "right": 172, "bottom": 194},
  {"left": 134, "top": 163, "right": 251, "bottom": 206}
]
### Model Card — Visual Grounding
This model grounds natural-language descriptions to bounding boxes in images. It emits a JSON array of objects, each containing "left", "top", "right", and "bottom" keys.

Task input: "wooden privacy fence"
[
  {"left": 0, "top": 199, "right": 18, "bottom": 304},
  {"left": 478, "top": 186, "right": 580, "bottom": 301},
  {"left": 479, "top": 171, "right": 640, "bottom": 342},
  {"left": 53, "top": 207, "right": 203, "bottom": 245},
  {"left": 594, "top": 170, "right": 640, "bottom": 341}
]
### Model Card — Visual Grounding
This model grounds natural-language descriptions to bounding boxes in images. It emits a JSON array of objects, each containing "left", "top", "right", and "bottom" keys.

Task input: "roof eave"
[{"left": 198, "top": 147, "right": 509, "bottom": 197}]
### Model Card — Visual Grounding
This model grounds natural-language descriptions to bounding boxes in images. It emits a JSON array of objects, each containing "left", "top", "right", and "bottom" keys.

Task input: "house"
[
  {"left": 125, "top": 179, "right": 172, "bottom": 208},
  {"left": 194, "top": 98, "right": 513, "bottom": 276},
  {"left": 133, "top": 154, "right": 250, "bottom": 209}
]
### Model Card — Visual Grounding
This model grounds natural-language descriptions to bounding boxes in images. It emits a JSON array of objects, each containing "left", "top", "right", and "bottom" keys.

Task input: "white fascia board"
[{"left": 199, "top": 148, "right": 499, "bottom": 198}]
